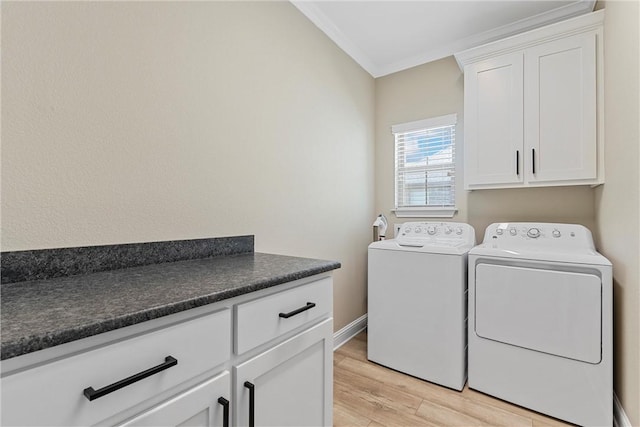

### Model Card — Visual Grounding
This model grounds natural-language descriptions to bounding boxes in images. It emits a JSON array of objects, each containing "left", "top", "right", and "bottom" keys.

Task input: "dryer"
[
  {"left": 468, "top": 223, "right": 612, "bottom": 426},
  {"left": 368, "top": 221, "right": 475, "bottom": 391}
]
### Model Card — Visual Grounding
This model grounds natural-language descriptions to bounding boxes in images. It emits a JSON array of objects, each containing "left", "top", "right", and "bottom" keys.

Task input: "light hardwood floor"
[{"left": 333, "top": 332, "right": 574, "bottom": 427}]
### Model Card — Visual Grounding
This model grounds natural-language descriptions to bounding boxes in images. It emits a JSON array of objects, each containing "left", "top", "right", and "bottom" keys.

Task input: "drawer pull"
[
  {"left": 218, "top": 397, "right": 230, "bottom": 427},
  {"left": 83, "top": 356, "right": 178, "bottom": 401},
  {"left": 279, "top": 302, "right": 316, "bottom": 319},
  {"left": 532, "top": 148, "right": 536, "bottom": 174},
  {"left": 244, "top": 381, "right": 255, "bottom": 427}
]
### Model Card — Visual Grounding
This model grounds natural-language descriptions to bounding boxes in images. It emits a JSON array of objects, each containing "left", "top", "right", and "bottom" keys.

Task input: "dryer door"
[{"left": 475, "top": 264, "right": 601, "bottom": 363}]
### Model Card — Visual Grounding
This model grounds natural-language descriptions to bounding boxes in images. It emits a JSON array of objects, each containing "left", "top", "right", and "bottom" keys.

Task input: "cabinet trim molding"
[{"left": 455, "top": 10, "right": 604, "bottom": 69}]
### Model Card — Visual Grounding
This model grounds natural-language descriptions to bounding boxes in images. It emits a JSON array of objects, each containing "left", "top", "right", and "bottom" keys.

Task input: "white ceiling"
[{"left": 292, "top": 0, "right": 596, "bottom": 77}]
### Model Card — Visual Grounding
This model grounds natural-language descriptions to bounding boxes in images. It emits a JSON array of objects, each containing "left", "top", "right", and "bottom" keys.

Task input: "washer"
[
  {"left": 468, "top": 222, "right": 612, "bottom": 426},
  {"left": 367, "top": 221, "right": 475, "bottom": 391}
]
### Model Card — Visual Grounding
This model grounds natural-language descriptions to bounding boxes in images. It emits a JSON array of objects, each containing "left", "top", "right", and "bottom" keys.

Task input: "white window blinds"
[{"left": 392, "top": 114, "right": 457, "bottom": 215}]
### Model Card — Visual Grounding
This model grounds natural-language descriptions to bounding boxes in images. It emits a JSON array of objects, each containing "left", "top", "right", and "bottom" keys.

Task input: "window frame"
[{"left": 391, "top": 114, "right": 458, "bottom": 218}]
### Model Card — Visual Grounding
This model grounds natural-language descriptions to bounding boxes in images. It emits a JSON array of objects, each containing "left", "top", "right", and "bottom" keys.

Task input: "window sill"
[{"left": 392, "top": 207, "right": 458, "bottom": 218}]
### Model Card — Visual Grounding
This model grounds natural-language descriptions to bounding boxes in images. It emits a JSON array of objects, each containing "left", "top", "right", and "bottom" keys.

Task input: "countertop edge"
[{"left": 0, "top": 261, "right": 341, "bottom": 361}]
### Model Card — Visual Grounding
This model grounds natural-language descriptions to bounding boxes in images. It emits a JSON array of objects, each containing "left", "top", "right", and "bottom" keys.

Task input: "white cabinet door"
[
  {"left": 525, "top": 32, "right": 597, "bottom": 183},
  {"left": 116, "top": 371, "right": 231, "bottom": 427},
  {"left": 464, "top": 52, "right": 524, "bottom": 188},
  {"left": 234, "top": 319, "right": 333, "bottom": 427}
]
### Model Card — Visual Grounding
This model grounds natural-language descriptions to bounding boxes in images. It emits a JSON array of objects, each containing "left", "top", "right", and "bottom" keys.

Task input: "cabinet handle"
[
  {"left": 279, "top": 302, "right": 316, "bottom": 319},
  {"left": 532, "top": 148, "right": 536, "bottom": 174},
  {"left": 244, "top": 381, "right": 255, "bottom": 427},
  {"left": 516, "top": 150, "right": 520, "bottom": 175},
  {"left": 83, "top": 356, "right": 177, "bottom": 401},
  {"left": 218, "top": 397, "right": 230, "bottom": 427}
]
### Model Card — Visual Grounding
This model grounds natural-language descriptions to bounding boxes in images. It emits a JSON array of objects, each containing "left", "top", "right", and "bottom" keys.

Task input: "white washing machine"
[
  {"left": 468, "top": 223, "right": 612, "bottom": 426},
  {"left": 368, "top": 221, "right": 475, "bottom": 391}
]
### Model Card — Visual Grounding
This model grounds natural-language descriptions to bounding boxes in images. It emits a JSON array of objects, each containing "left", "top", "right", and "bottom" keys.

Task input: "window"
[{"left": 392, "top": 114, "right": 457, "bottom": 218}]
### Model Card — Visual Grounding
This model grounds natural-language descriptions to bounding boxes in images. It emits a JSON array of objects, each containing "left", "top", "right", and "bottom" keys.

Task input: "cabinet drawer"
[
  {"left": 235, "top": 277, "right": 332, "bottom": 354},
  {"left": 1, "top": 309, "right": 231, "bottom": 427}
]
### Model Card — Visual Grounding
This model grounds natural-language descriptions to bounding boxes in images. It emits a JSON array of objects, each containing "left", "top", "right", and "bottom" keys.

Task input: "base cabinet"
[
  {"left": 116, "top": 372, "right": 231, "bottom": 427},
  {"left": 1, "top": 275, "right": 334, "bottom": 427},
  {"left": 234, "top": 319, "right": 333, "bottom": 427}
]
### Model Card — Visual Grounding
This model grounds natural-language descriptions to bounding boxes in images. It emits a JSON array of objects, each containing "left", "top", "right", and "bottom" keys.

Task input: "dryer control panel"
[
  {"left": 484, "top": 222, "right": 596, "bottom": 252},
  {"left": 397, "top": 222, "right": 476, "bottom": 247}
]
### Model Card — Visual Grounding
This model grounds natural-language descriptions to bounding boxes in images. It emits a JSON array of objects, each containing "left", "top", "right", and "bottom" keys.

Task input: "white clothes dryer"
[
  {"left": 368, "top": 221, "right": 475, "bottom": 391},
  {"left": 468, "top": 223, "right": 612, "bottom": 426}
]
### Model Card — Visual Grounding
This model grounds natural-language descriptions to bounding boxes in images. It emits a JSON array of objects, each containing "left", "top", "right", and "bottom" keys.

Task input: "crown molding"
[
  {"left": 380, "top": 0, "right": 596, "bottom": 76},
  {"left": 290, "top": 1, "right": 381, "bottom": 77},
  {"left": 291, "top": 0, "right": 596, "bottom": 78}
]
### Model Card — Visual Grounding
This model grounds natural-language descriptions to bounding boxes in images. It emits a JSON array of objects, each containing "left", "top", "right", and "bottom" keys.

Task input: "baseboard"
[
  {"left": 333, "top": 314, "right": 367, "bottom": 350},
  {"left": 614, "top": 393, "right": 632, "bottom": 427}
]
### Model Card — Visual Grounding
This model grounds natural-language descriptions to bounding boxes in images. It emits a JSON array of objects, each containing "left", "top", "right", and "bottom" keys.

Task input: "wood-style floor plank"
[
  {"left": 335, "top": 368, "right": 423, "bottom": 416},
  {"left": 334, "top": 332, "right": 574, "bottom": 427},
  {"left": 338, "top": 354, "right": 533, "bottom": 427},
  {"left": 336, "top": 335, "right": 368, "bottom": 361},
  {"left": 334, "top": 352, "right": 347, "bottom": 366},
  {"left": 415, "top": 400, "right": 491, "bottom": 427},
  {"left": 334, "top": 401, "right": 372, "bottom": 427}
]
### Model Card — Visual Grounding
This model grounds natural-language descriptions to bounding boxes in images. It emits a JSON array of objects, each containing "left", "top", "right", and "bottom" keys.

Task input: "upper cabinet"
[{"left": 456, "top": 11, "right": 604, "bottom": 190}]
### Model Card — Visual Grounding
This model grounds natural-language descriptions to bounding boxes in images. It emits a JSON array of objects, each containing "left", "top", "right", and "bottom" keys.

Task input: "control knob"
[
  {"left": 552, "top": 229, "right": 561, "bottom": 238},
  {"left": 427, "top": 225, "right": 437, "bottom": 235},
  {"left": 415, "top": 227, "right": 422, "bottom": 233},
  {"left": 444, "top": 226, "right": 453, "bottom": 234},
  {"left": 496, "top": 228, "right": 503, "bottom": 235},
  {"left": 509, "top": 227, "right": 517, "bottom": 236},
  {"left": 456, "top": 227, "right": 463, "bottom": 235},
  {"left": 527, "top": 228, "right": 541, "bottom": 238}
]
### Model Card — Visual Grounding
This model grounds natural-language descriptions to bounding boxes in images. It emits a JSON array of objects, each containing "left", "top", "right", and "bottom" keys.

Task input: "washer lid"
[{"left": 369, "top": 239, "right": 473, "bottom": 255}]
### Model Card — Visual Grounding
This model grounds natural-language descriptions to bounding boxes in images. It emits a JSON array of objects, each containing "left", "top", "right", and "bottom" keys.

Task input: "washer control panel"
[
  {"left": 397, "top": 222, "right": 476, "bottom": 247},
  {"left": 484, "top": 222, "right": 596, "bottom": 251}
]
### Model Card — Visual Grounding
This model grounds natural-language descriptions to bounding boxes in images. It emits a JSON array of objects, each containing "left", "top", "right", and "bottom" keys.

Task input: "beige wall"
[
  {"left": 0, "top": 1, "right": 375, "bottom": 331},
  {"left": 595, "top": 1, "right": 640, "bottom": 424},
  {"left": 375, "top": 57, "right": 596, "bottom": 243}
]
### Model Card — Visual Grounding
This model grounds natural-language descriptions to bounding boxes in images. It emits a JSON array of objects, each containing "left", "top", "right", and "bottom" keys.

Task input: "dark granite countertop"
[{"left": 1, "top": 252, "right": 340, "bottom": 360}]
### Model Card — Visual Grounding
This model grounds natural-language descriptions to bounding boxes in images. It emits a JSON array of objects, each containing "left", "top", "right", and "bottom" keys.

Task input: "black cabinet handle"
[
  {"left": 218, "top": 397, "right": 229, "bottom": 427},
  {"left": 516, "top": 150, "right": 520, "bottom": 175},
  {"left": 244, "top": 381, "right": 255, "bottom": 427},
  {"left": 279, "top": 302, "right": 316, "bottom": 319},
  {"left": 83, "top": 356, "right": 178, "bottom": 401},
  {"left": 532, "top": 148, "right": 536, "bottom": 174}
]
